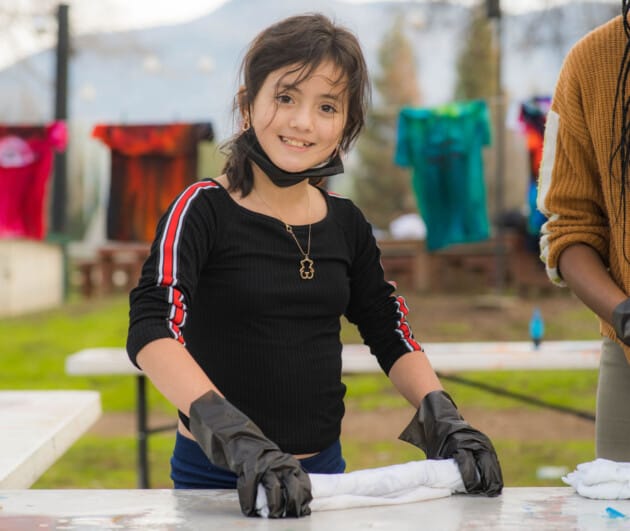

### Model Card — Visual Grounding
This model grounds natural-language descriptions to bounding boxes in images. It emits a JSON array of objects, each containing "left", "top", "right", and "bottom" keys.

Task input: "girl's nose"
[{"left": 289, "top": 106, "right": 314, "bottom": 131}]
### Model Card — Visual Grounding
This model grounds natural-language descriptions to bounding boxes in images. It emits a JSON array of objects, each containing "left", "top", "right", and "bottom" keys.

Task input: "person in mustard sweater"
[{"left": 538, "top": 2, "right": 630, "bottom": 461}]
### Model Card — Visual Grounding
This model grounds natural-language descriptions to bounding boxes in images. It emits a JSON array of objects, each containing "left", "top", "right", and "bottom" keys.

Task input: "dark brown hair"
[
  {"left": 610, "top": 1, "right": 630, "bottom": 262},
  {"left": 221, "top": 13, "right": 371, "bottom": 195}
]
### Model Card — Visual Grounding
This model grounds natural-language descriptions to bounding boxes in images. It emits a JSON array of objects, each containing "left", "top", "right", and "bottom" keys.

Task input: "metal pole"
[
  {"left": 136, "top": 375, "right": 150, "bottom": 489},
  {"left": 488, "top": 0, "right": 506, "bottom": 293},
  {"left": 51, "top": 3, "right": 69, "bottom": 234}
]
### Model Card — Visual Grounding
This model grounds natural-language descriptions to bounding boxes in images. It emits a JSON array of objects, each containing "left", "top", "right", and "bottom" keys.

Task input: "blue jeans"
[{"left": 170, "top": 431, "right": 345, "bottom": 489}]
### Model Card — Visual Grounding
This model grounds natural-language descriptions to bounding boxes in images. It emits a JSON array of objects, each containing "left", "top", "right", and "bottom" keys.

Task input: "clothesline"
[{"left": 370, "top": 96, "right": 523, "bottom": 120}]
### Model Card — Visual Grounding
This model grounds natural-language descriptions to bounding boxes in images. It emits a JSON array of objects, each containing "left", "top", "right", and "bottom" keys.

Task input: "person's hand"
[
  {"left": 189, "top": 391, "right": 312, "bottom": 517},
  {"left": 399, "top": 390, "right": 503, "bottom": 496},
  {"left": 612, "top": 298, "right": 630, "bottom": 346}
]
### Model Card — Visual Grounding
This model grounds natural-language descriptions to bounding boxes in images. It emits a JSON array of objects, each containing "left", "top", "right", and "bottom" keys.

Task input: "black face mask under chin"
[{"left": 241, "top": 127, "right": 344, "bottom": 187}]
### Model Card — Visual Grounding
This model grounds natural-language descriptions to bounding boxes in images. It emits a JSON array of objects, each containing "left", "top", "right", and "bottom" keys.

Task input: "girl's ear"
[
  {"left": 237, "top": 85, "right": 249, "bottom": 121},
  {"left": 237, "top": 86, "right": 251, "bottom": 131}
]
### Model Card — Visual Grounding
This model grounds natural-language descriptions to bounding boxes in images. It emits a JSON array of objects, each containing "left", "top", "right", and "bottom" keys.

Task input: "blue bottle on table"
[{"left": 529, "top": 308, "right": 545, "bottom": 349}]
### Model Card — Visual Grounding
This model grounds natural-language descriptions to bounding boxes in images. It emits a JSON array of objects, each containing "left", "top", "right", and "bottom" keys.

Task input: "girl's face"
[{"left": 248, "top": 60, "right": 348, "bottom": 175}]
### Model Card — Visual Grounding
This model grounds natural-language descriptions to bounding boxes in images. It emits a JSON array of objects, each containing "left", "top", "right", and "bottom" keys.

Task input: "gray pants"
[{"left": 596, "top": 337, "right": 630, "bottom": 460}]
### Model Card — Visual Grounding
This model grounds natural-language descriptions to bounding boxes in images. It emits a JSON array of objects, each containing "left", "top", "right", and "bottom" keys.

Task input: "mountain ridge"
[{"left": 0, "top": 0, "right": 618, "bottom": 140}]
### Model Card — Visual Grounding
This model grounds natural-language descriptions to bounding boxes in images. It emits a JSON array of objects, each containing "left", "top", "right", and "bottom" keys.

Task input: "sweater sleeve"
[
  {"left": 126, "top": 180, "right": 218, "bottom": 367},
  {"left": 537, "top": 46, "right": 610, "bottom": 286},
  {"left": 342, "top": 202, "right": 422, "bottom": 375}
]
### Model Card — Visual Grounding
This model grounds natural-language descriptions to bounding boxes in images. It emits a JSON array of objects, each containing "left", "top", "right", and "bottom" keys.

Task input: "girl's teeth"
[{"left": 283, "top": 137, "right": 308, "bottom": 147}]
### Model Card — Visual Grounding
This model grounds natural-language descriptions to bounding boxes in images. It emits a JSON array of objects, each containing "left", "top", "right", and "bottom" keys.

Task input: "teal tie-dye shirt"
[{"left": 395, "top": 100, "right": 491, "bottom": 251}]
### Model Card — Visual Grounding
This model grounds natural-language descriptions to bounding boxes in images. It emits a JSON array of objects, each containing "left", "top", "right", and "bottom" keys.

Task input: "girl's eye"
[
  {"left": 276, "top": 94, "right": 292, "bottom": 104},
  {"left": 321, "top": 104, "right": 337, "bottom": 114}
]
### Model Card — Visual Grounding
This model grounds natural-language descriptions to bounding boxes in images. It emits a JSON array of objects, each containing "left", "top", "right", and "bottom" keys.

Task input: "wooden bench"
[
  {"left": 506, "top": 233, "right": 554, "bottom": 296},
  {"left": 427, "top": 232, "right": 551, "bottom": 294},
  {"left": 377, "top": 239, "right": 429, "bottom": 291},
  {"left": 71, "top": 242, "right": 150, "bottom": 298},
  {"left": 429, "top": 238, "right": 507, "bottom": 292}
]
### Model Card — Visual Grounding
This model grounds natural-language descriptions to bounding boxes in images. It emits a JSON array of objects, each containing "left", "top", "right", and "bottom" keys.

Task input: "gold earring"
[{"left": 242, "top": 115, "right": 250, "bottom": 132}]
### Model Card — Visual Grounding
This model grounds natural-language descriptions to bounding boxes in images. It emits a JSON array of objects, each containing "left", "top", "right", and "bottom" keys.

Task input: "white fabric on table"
[
  {"left": 562, "top": 458, "right": 630, "bottom": 499},
  {"left": 255, "top": 458, "right": 465, "bottom": 517}
]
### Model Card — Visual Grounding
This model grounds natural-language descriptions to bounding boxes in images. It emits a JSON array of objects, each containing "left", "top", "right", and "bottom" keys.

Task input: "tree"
[
  {"left": 352, "top": 15, "right": 421, "bottom": 232},
  {"left": 453, "top": 3, "right": 497, "bottom": 101},
  {"left": 452, "top": 3, "right": 503, "bottom": 220}
]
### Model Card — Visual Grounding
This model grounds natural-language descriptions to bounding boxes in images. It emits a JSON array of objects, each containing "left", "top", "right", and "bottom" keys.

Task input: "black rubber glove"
[
  {"left": 189, "top": 391, "right": 312, "bottom": 518},
  {"left": 398, "top": 390, "right": 503, "bottom": 497},
  {"left": 612, "top": 298, "right": 630, "bottom": 346}
]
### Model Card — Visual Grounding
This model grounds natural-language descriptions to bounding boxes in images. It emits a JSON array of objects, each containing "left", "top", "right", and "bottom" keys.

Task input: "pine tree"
[
  {"left": 453, "top": 3, "right": 500, "bottom": 220},
  {"left": 454, "top": 3, "right": 497, "bottom": 101},
  {"left": 352, "top": 16, "right": 421, "bottom": 232}
]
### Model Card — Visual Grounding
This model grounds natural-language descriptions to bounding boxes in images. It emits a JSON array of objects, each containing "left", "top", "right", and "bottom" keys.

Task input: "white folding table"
[
  {"left": 0, "top": 390, "right": 101, "bottom": 488},
  {"left": 0, "top": 487, "right": 627, "bottom": 530}
]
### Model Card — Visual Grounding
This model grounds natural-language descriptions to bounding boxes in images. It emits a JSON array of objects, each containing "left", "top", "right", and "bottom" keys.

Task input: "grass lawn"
[{"left": 1, "top": 292, "right": 599, "bottom": 489}]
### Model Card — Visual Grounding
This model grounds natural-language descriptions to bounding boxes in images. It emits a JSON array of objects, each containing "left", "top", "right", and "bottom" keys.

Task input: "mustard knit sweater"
[{"left": 538, "top": 15, "right": 630, "bottom": 360}]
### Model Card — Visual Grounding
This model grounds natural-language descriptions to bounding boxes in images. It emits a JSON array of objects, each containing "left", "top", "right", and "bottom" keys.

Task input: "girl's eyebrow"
[
  {"left": 277, "top": 82, "right": 300, "bottom": 93},
  {"left": 322, "top": 91, "right": 344, "bottom": 101},
  {"left": 278, "top": 82, "right": 344, "bottom": 101}
]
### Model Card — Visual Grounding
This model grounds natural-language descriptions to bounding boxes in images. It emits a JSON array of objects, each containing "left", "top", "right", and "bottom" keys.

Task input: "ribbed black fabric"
[{"left": 127, "top": 179, "right": 421, "bottom": 454}]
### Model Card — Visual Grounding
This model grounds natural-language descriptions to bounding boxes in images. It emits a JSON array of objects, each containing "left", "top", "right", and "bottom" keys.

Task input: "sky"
[
  {"left": 0, "top": 0, "right": 619, "bottom": 68},
  {"left": 5, "top": 0, "right": 621, "bottom": 33},
  {"left": 51, "top": 0, "right": 621, "bottom": 31}
]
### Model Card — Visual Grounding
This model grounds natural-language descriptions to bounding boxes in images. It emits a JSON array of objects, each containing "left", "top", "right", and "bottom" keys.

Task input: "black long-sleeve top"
[{"left": 127, "top": 178, "right": 422, "bottom": 454}]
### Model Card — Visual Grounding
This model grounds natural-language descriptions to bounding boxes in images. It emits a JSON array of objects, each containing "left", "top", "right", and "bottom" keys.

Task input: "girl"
[{"left": 127, "top": 13, "right": 502, "bottom": 519}]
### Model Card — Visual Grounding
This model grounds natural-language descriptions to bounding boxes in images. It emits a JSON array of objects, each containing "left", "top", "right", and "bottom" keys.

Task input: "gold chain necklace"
[{"left": 255, "top": 188, "right": 315, "bottom": 280}]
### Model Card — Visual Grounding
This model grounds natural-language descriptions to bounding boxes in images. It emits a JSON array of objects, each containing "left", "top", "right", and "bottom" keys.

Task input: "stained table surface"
[{"left": 1, "top": 487, "right": 629, "bottom": 530}]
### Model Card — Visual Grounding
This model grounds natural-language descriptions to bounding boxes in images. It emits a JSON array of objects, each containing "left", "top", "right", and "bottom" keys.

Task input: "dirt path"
[
  {"left": 341, "top": 405, "right": 594, "bottom": 442},
  {"left": 399, "top": 291, "right": 600, "bottom": 344},
  {"left": 90, "top": 405, "right": 594, "bottom": 442}
]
